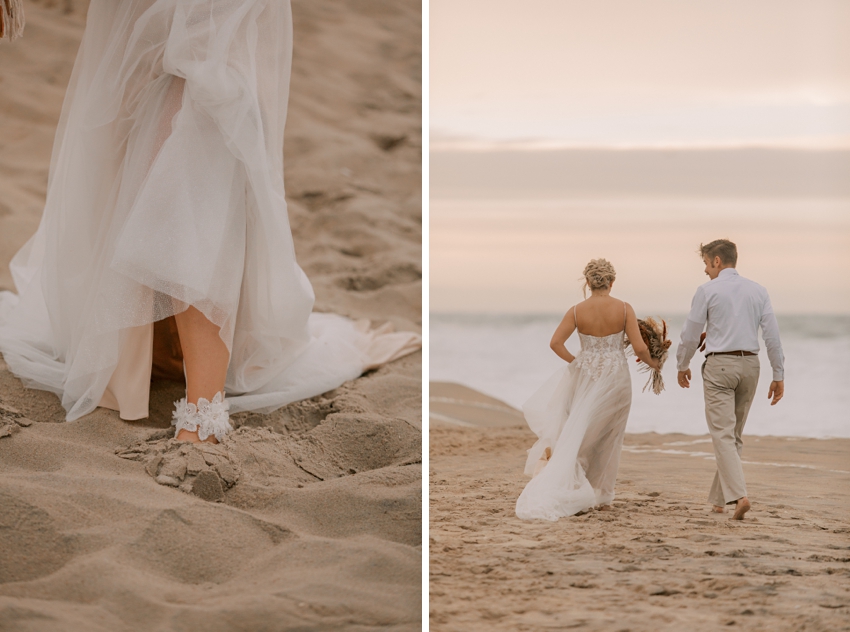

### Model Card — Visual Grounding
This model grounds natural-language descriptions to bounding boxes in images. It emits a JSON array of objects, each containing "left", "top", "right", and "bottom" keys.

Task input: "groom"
[{"left": 676, "top": 239, "right": 785, "bottom": 520}]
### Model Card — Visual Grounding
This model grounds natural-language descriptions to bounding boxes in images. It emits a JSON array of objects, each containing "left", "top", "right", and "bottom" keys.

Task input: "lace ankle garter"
[{"left": 172, "top": 391, "right": 233, "bottom": 442}]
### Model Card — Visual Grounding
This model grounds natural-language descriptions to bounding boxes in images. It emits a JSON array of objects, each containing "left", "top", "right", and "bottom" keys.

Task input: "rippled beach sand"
[
  {"left": 0, "top": 1, "right": 422, "bottom": 629},
  {"left": 430, "top": 383, "right": 850, "bottom": 631}
]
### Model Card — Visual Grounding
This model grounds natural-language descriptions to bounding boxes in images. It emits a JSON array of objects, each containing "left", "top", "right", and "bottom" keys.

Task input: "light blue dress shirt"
[{"left": 676, "top": 268, "right": 785, "bottom": 381}]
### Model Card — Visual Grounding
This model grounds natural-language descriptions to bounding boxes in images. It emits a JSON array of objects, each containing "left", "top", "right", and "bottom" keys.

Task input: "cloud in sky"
[{"left": 431, "top": 0, "right": 850, "bottom": 147}]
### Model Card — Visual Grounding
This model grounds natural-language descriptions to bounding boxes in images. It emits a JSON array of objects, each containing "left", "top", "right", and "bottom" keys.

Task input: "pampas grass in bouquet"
[
  {"left": 1, "top": 0, "right": 25, "bottom": 41},
  {"left": 625, "top": 317, "right": 671, "bottom": 395}
]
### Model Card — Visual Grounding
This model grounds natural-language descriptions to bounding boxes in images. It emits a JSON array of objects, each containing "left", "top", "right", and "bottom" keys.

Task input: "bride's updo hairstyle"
[{"left": 582, "top": 258, "right": 616, "bottom": 297}]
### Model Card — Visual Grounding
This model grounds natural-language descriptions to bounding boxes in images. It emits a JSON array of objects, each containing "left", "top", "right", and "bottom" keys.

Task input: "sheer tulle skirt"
[
  {"left": 0, "top": 0, "right": 419, "bottom": 421},
  {"left": 516, "top": 356, "right": 632, "bottom": 521}
]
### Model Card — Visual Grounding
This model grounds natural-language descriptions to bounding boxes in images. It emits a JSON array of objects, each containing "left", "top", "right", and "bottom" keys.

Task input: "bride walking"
[{"left": 516, "top": 259, "right": 659, "bottom": 521}]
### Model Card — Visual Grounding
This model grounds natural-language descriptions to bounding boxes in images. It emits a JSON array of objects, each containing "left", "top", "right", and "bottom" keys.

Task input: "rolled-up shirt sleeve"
[
  {"left": 677, "top": 286, "right": 707, "bottom": 372},
  {"left": 760, "top": 295, "right": 785, "bottom": 381}
]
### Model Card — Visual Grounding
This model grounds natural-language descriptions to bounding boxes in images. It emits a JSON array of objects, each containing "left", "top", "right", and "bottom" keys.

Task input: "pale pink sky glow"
[{"left": 431, "top": 0, "right": 850, "bottom": 147}]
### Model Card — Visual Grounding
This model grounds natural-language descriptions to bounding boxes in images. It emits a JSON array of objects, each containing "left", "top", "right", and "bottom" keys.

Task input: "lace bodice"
[{"left": 572, "top": 331, "right": 627, "bottom": 381}]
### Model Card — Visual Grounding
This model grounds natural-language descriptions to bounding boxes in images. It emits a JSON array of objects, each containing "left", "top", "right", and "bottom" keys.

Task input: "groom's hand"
[
  {"left": 768, "top": 380, "right": 784, "bottom": 405},
  {"left": 677, "top": 369, "right": 692, "bottom": 388}
]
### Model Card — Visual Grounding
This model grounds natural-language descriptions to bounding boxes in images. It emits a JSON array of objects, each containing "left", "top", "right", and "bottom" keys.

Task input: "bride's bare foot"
[
  {"left": 598, "top": 504, "right": 613, "bottom": 511},
  {"left": 175, "top": 429, "right": 218, "bottom": 444},
  {"left": 712, "top": 505, "right": 726, "bottom": 513},
  {"left": 732, "top": 497, "right": 751, "bottom": 520},
  {"left": 175, "top": 429, "right": 199, "bottom": 443}
]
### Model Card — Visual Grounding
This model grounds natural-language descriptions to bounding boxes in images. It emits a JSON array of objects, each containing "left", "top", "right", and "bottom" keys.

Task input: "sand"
[
  {"left": 429, "top": 382, "right": 850, "bottom": 631},
  {"left": 0, "top": 1, "right": 422, "bottom": 630}
]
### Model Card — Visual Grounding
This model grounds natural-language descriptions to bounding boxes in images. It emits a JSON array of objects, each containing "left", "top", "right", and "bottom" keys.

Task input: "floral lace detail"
[
  {"left": 572, "top": 332, "right": 627, "bottom": 381},
  {"left": 172, "top": 391, "right": 233, "bottom": 442}
]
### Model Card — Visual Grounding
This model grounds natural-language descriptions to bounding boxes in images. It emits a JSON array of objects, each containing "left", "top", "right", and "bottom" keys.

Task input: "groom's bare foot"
[
  {"left": 732, "top": 497, "right": 751, "bottom": 520},
  {"left": 712, "top": 505, "right": 726, "bottom": 513}
]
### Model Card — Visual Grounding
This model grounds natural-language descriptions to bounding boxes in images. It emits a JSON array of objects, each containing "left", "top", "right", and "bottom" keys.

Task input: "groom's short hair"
[{"left": 699, "top": 239, "right": 737, "bottom": 266}]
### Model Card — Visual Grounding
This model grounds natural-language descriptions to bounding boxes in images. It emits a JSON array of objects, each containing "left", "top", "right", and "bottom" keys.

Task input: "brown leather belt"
[{"left": 706, "top": 350, "right": 757, "bottom": 357}]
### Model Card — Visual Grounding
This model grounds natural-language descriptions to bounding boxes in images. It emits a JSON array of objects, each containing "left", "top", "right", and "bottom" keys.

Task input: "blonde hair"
[{"left": 582, "top": 258, "right": 616, "bottom": 297}]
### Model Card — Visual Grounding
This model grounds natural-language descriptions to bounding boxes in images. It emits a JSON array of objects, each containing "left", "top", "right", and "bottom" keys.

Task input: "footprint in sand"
[
  {"left": 116, "top": 434, "right": 242, "bottom": 502},
  {"left": 117, "top": 408, "right": 421, "bottom": 502}
]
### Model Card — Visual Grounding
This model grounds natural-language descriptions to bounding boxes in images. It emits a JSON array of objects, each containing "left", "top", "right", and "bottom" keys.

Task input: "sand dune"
[
  {"left": 429, "top": 382, "right": 850, "bottom": 631},
  {"left": 0, "top": 1, "right": 422, "bottom": 629}
]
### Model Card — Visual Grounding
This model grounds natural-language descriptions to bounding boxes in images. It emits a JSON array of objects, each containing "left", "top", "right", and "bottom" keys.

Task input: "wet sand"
[{"left": 430, "top": 382, "right": 850, "bottom": 631}]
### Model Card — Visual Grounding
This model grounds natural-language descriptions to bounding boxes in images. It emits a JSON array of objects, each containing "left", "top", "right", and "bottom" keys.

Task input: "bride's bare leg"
[
  {"left": 173, "top": 306, "right": 230, "bottom": 443},
  {"left": 153, "top": 77, "right": 231, "bottom": 443}
]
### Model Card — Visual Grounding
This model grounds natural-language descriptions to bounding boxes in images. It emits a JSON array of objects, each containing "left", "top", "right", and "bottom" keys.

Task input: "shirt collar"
[{"left": 718, "top": 268, "right": 739, "bottom": 278}]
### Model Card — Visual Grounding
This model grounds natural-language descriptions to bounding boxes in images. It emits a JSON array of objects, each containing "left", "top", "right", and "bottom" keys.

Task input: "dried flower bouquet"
[{"left": 625, "top": 317, "right": 671, "bottom": 394}]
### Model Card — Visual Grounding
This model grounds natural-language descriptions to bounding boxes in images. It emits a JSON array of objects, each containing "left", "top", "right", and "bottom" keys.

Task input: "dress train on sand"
[{"left": 0, "top": 0, "right": 419, "bottom": 421}]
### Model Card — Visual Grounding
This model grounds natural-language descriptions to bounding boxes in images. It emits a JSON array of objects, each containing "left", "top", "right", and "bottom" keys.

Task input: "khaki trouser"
[{"left": 702, "top": 355, "right": 760, "bottom": 506}]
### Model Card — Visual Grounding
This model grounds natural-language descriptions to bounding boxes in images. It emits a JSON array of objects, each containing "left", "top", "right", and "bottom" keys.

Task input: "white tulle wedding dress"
[
  {"left": 516, "top": 309, "right": 632, "bottom": 521},
  {"left": 0, "top": 0, "right": 419, "bottom": 422}
]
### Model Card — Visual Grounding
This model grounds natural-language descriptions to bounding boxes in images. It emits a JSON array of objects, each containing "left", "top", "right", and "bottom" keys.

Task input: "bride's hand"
[
  {"left": 644, "top": 358, "right": 661, "bottom": 371},
  {"left": 637, "top": 356, "right": 661, "bottom": 371}
]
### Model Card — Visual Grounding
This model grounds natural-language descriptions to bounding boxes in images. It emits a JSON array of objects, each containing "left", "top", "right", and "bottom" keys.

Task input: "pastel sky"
[
  {"left": 430, "top": 1, "right": 850, "bottom": 314},
  {"left": 431, "top": 0, "right": 850, "bottom": 148}
]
